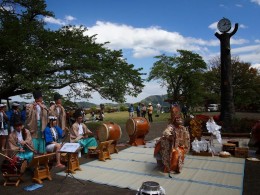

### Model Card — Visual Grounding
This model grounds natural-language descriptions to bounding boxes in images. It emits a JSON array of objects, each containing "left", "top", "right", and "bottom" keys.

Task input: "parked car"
[{"left": 207, "top": 104, "right": 219, "bottom": 112}]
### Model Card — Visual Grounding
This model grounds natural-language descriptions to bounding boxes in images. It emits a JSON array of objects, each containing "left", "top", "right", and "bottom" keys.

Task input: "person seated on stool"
[
  {"left": 43, "top": 116, "right": 65, "bottom": 168},
  {"left": 7, "top": 119, "right": 34, "bottom": 163},
  {"left": 70, "top": 109, "right": 98, "bottom": 155}
]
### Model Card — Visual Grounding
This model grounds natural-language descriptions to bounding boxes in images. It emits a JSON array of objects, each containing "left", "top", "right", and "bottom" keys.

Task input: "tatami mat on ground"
[{"left": 57, "top": 147, "right": 245, "bottom": 195}]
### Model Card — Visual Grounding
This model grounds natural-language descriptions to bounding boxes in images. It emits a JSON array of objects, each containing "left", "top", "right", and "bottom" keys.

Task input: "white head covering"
[{"left": 12, "top": 102, "right": 20, "bottom": 107}]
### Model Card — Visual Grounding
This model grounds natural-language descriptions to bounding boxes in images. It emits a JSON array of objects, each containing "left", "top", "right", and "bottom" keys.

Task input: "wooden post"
[{"left": 215, "top": 22, "right": 238, "bottom": 131}]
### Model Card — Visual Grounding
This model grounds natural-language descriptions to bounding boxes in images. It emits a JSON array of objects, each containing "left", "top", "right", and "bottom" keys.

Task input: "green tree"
[
  {"left": 207, "top": 56, "right": 260, "bottom": 112},
  {"left": 147, "top": 50, "right": 207, "bottom": 108},
  {"left": 0, "top": 0, "right": 144, "bottom": 103}
]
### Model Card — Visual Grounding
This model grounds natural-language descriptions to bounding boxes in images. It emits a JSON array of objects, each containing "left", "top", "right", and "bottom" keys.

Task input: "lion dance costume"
[{"left": 154, "top": 104, "right": 190, "bottom": 173}]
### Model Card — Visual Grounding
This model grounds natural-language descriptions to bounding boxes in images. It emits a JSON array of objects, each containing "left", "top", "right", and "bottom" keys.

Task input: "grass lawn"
[
  {"left": 90, "top": 111, "right": 259, "bottom": 124},
  {"left": 85, "top": 111, "right": 259, "bottom": 132},
  {"left": 102, "top": 111, "right": 170, "bottom": 124}
]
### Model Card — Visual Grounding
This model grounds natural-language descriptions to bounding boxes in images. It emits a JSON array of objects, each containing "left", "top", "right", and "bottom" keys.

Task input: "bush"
[{"left": 229, "top": 118, "right": 258, "bottom": 133}]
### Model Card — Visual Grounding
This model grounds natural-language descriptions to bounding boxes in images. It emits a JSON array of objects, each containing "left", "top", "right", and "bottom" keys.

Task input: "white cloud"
[
  {"left": 255, "top": 39, "right": 260, "bottom": 43},
  {"left": 251, "top": 0, "right": 260, "bottom": 6},
  {"left": 43, "top": 16, "right": 66, "bottom": 26},
  {"left": 84, "top": 21, "right": 219, "bottom": 59},
  {"left": 236, "top": 4, "right": 243, "bottom": 7},
  {"left": 208, "top": 22, "right": 218, "bottom": 30},
  {"left": 233, "top": 44, "right": 260, "bottom": 63},
  {"left": 230, "top": 38, "right": 249, "bottom": 45},
  {"left": 65, "top": 15, "right": 76, "bottom": 22},
  {"left": 239, "top": 24, "right": 247, "bottom": 29},
  {"left": 43, "top": 15, "right": 76, "bottom": 26},
  {"left": 251, "top": 63, "right": 260, "bottom": 69}
]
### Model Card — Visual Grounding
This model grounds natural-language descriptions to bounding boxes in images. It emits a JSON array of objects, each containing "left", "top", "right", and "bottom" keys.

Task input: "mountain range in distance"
[{"left": 77, "top": 95, "right": 170, "bottom": 108}]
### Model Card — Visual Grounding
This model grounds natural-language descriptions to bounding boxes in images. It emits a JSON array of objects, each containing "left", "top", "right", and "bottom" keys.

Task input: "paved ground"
[{"left": 0, "top": 121, "right": 259, "bottom": 195}]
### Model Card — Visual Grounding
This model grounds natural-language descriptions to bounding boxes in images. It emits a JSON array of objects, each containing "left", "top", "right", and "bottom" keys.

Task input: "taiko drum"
[
  {"left": 97, "top": 122, "right": 122, "bottom": 142},
  {"left": 126, "top": 117, "right": 150, "bottom": 138}
]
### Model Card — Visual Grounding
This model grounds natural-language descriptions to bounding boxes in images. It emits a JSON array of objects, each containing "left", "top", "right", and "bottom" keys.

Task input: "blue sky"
[{"left": 14, "top": 0, "right": 260, "bottom": 104}]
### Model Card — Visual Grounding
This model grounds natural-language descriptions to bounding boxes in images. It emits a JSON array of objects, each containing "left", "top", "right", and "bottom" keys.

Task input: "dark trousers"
[{"left": 148, "top": 113, "right": 153, "bottom": 122}]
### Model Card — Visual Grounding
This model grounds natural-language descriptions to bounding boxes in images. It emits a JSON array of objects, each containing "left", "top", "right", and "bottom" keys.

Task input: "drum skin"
[
  {"left": 126, "top": 117, "right": 150, "bottom": 137},
  {"left": 97, "top": 122, "right": 122, "bottom": 142}
]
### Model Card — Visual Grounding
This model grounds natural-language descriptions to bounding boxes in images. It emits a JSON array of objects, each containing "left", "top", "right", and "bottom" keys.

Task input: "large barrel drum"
[
  {"left": 126, "top": 117, "right": 150, "bottom": 138},
  {"left": 97, "top": 122, "right": 122, "bottom": 142}
]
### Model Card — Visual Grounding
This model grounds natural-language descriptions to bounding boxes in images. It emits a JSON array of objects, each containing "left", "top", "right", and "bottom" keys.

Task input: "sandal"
[{"left": 55, "top": 163, "right": 65, "bottom": 168}]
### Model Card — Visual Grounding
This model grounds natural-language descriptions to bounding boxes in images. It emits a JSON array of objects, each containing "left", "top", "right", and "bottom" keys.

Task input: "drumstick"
[{"left": 0, "top": 152, "right": 13, "bottom": 161}]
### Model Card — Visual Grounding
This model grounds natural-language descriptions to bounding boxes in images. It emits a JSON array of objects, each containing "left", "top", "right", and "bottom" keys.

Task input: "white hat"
[
  {"left": 148, "top": 103, "right": 152, "bottom": 106},
  {"left": 48, "top": 116, "right": 57, "bottom": 120},
  {"left": 12, "top": 102, "right": 20, "bottom": 107},
  {"left": 0, "top": 104, "right": 5, "bottom": 107}
]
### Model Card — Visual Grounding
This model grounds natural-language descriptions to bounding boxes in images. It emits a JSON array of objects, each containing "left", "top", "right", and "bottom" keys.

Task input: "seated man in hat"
[
  {"left": 43, "top": 116, "right": 65, "bottom": 168},
  {"left": 154, "top": 104, "right": 190, "bottom": 173},
  {"left": 70, "top": 109, "right": 98, "bottom": 155},
  {"left": 25, "top": 90, "right": 48, "bottom": 154},
  {"left": 49, "top": 93, "right": 67, "bottom": 131},
  {"left": 7, "top": 120, "right": 34, "bottom": 163}
]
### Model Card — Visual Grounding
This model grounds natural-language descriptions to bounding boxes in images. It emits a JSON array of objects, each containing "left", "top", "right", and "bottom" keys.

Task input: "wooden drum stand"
[{"left": 29, "top": 153, "right": 56, "bottom": 184}]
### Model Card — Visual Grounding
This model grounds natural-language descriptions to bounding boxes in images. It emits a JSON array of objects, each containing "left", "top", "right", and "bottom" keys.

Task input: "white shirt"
[
  {"left": 36, "top": 104, "right": 41, "bottom": 120},
  {"left": 16, "top": 131, "right": 23, "bottom": 142},
  {"left": 56, "top": 106, "right": 60, "bottom": 116},
  {"left": 0, "top": 112, "right": 3, "bottom": 129},
  {"left": 78, "top": 123, "right": 84, "bottom": 135},
  {"left": 50, "top": 127, "right": 58, "bottom": 141}
]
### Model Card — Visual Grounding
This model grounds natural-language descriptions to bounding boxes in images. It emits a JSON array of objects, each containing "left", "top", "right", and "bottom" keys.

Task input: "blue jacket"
[
  {"left": 128, "top": 105, "right": 134, "bottom": 112},
  {"left": 6, "top": 109, "right": 22, "bottom": 126},
  {"left": 44, "top": 125, "right": 63, "bottom": 145}
]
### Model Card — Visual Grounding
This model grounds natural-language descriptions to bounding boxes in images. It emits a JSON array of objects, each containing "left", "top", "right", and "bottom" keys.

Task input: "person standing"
[
  {"left": 182, "top": 104, "right": 188, "bottom": 119},
  {"left": 25, "top": 90, "right": 48, "bottom": 154},
  {"left": 156, "top": 103, "right": 161, "bottom": 116},
  {"left": 8, "top": 120, "right": 34, "bottom": 163},
  {"left": 0, "top": 104, "right": 8, "bottom": 151},
  {"left": 70, "top": 110, "right": 98, "bottom": 154},
  {"left": 128, "top": 104, "right": 134, "bottom": 118},
  {"left": 44, "top": 116, "right": 65, "bottom": 168},
  {"left": 21, "top": 105, "right": 27, "bottom": 125},
  {"left": 49, "top": 93, "right": 66, "bottom": 131},
  {"left": 147, "top": 103, "right": 153, "bottom": 122},
  {"left": 136, "top": 103, "right": 141, "bottom": 117},
  {"left": 7, "top": 102, "right": 22, "bottom": 132},
  {"left": 141, "top": 104, "right": 147, "bottom": 118}
]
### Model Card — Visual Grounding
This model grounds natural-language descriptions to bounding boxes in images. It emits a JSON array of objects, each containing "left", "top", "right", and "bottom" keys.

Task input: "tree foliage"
[
  {"left": 147, "top": 50, "right": 207, "bottom": 107},
  {"left": 207, "top": 56, "right": 260, "bottom": 111},
  {"left": 0, "top": 0, "right": 144, "bottom": 103}
]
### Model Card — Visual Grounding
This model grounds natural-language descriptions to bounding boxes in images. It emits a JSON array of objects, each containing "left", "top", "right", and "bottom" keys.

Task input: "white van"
[{"left": 207, "top": 104, "right": 219, "bottom": 112}]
